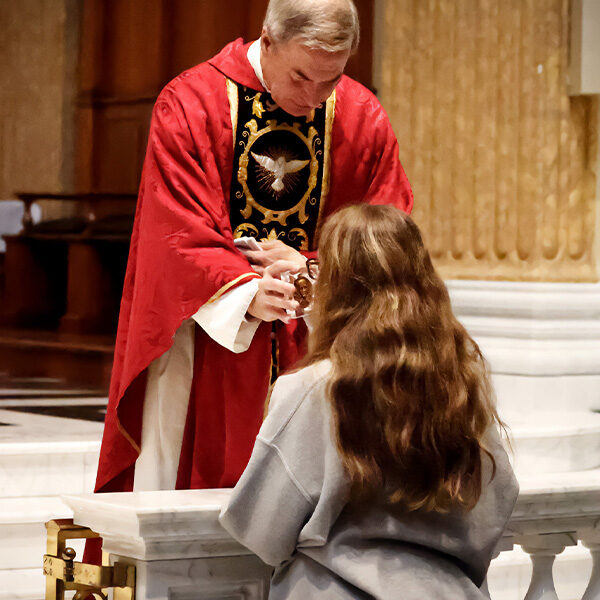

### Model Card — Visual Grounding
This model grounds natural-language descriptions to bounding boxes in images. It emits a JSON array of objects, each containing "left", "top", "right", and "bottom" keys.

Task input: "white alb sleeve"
[{"left": 191, "top": 279, "right": 260, "bottom": 353}]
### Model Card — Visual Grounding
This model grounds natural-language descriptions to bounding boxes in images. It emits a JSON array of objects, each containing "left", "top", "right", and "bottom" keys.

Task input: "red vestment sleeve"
[{"left": 95, "top": 85, "right": 259, "bottom": 493}]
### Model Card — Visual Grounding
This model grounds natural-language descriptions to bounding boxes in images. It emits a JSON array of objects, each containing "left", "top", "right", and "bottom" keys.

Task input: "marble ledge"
[
  {"left": 507, "top": 410, "right": 600, "bottom": 475},
  {"left": 64, "top": 469, "right": 600, "bottom": 562},
  {"left": 0, "top": 440, "right": 100, "bottom": 455},
  {"left": 0, "top": 496, "right": 73, "bottom": 525},
  {"left": 506, "top": 469, "right": 600, "bottom": 540},
  {"left": 446, "top": 280, "right": 600, "bottom": 321},
  {"left": 474, "top": 339, "right": 600, "bottom": 376},
  {"left": 445, "top": 280, "right": 600, "bottom": 378},
  {"left": 63, "top": 489, "right": 244, "bottom": 561}
]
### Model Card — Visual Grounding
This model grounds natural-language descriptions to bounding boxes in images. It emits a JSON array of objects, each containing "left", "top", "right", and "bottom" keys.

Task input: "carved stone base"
[
  {"left": 448, "top": 280, "right": 600, "bottom": 414},
  {"left": 448, "top": 280, "right": 600, "bottom": 475}
]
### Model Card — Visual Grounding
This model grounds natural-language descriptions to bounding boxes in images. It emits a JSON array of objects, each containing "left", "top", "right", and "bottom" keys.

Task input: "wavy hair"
[{"left": 305, "top": 204, "right": 503, "bottom": 512}]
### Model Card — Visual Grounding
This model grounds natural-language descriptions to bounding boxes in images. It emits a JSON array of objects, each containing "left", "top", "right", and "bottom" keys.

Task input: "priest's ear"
[{"left": 260, "top": 28, "right": 274, "bottom": 54}]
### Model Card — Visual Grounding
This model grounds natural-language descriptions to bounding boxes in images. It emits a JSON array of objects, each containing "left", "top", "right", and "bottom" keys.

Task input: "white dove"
[{"left": 251, "top": 152, "right": 309, "bottom": 192}]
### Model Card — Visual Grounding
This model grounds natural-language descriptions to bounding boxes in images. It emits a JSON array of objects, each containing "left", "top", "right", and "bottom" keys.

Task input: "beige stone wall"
[
  {"left": 0, "top": 0, "right": 79, "bottom": 209},
  {"left": 377, "top": 0, "right": 598, "bottom": 282}
]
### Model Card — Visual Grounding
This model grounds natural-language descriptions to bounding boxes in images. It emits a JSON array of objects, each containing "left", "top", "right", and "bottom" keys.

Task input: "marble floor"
[{"left": 0, "top": 373, "right": 105, "bottom": 600}]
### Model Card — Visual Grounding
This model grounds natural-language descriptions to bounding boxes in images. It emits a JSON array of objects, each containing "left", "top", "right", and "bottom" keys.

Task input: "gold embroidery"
[
  {"left": 205, "top": 272, "right": 260, "bottom": 305},
  {"left": 288, "top": 228, "right": 309, "bottom": 251},
  {"left": 237, "top": 119, "right": 320, "bottom": 226},
  {"left": 265, "top": 98, "right": 278, "bottom": 112},
  {"left": 233, "top": 223, "right": 260, "bottom": 238},
  {"left": 313, "top": 90, "right": 336, "bottom": 248},
  {"left": 226, "top": 79, "right": 239, "bottom": 151},
  {"left": 251, "top": 93, "right": 265, "bottom": 118},
  {"left": 230, "top": 83, "right": 331, "bottom": 253},
  {"left": 261, "top": 228, "right": 286, "bottom": 242}
]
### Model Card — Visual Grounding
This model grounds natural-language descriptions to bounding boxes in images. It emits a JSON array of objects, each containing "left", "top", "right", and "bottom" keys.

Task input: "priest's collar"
[
  {"left": 208, "top": 38, "right": 265, "bottom": 92},
  {"left": 247, "top": 40, "right": 270, "bottom": 93}
]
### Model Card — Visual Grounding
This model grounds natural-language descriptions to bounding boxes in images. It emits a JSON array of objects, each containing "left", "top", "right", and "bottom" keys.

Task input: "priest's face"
[{"left": 260, "top": 33, "right": 350, "bottom": 117}]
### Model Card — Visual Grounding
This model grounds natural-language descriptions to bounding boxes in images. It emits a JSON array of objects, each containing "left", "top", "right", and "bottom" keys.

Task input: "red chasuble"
[{"left": 94, "top": 39, "right": 413, "bottom": 497}]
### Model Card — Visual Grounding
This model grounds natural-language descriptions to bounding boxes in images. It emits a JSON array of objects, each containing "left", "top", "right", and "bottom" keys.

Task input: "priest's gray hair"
[{"left": 263, "top": 0, "right": 360, "bottom": 53}]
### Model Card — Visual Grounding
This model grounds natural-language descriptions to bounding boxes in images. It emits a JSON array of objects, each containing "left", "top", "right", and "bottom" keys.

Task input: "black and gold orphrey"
[{"left": 226, "top": 80, "right": 335, "bottom": 251}]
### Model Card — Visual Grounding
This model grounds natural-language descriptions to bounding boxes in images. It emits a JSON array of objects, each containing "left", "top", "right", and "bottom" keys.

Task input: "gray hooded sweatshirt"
[{"left": 220, "top": 360, "right": 519, "bottom": 599}]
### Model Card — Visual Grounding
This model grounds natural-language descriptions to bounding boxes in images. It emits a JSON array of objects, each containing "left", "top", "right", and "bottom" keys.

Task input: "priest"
[{"left": 94, "top": 0, "right": 413, "bottom": 503}]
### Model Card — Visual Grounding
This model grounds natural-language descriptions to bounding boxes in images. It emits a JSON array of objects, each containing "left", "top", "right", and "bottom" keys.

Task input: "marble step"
[
  {"left": 0, "top": 438, "right": 100, "bottom": 498},
  {"left": 0, "top": 496, "right": 83, "bottom": 600},
  {"left": 0, "top": 401, "right": 103, "bottom": 598},
  {"left": 0, "top": 404, "right": 102, "bottom": 499},
  {"left": 0, "top": 497, "right": 78, "bottom": 570},
  {"left": 0, "top": 569, "right": 44, "bottom": 600},
  {"left": 504, "top": 410, "right": 600, "bottom": 475}
]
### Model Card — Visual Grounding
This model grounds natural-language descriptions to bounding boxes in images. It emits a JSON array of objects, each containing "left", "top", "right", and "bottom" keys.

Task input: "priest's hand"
[
  {"left": 247, "top": 260, "right": 301, "bottom": 323},
  {"left": 244, "top": 240, "right": 307, "bottom": 276}
]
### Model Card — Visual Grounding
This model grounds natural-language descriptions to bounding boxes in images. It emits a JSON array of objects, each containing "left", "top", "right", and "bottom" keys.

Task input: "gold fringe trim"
[
  {"left": 314, "top": 90, "right": 336, "bottom": 248},
  {"left": 205, "top": 272, "right": 260, "bottom": 305},
  {"left": 226, "top": 79, "right": 238, "bottom": 150},
  {"left": 117, "top": 415, "right": 141, "bottom": 455}
]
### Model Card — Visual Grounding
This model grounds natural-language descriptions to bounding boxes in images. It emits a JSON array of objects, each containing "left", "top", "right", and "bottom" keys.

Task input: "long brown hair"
[{"left": 306, "top": 204, "right": 502, "bottom": 512}]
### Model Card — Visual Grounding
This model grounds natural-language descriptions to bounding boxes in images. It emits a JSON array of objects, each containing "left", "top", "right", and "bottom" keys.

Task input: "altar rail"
[{"left": 57, "top": 468, "right": 600, "bottom": 600}]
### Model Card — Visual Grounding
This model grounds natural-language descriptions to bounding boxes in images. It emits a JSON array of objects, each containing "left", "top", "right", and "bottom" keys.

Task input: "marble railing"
[
  {"left": 492, "top": 469, "right": 600, "bottom": 600},
  {"left": 59, "top": 468, "right": 600, "bottom": 600}
]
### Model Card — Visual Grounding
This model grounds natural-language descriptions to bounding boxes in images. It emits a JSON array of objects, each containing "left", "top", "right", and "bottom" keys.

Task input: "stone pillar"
[{"left": 376, "top": 0, "right": 598, "bottom": 283}]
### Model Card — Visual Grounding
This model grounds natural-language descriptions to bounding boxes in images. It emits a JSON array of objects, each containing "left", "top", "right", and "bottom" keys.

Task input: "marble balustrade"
[
  {"left": 498, "top": 469, "right": 600, "bottom": 600},
  {"left": 62, "top": 469, "right": 600, "bottom": 600}
]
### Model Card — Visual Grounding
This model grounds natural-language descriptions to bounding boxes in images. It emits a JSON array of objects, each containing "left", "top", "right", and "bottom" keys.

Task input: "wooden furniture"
[
  {"left": 2, "top": 192, "right": 135, "bottom": 335},
  {"left": 0, "top": 193, "right": 135, "bottom": 391}
]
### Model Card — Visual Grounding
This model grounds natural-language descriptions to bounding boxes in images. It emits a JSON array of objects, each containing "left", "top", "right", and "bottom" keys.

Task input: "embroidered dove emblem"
[{"left": 251, "top": 152, "right": 309, "bottom": 192}]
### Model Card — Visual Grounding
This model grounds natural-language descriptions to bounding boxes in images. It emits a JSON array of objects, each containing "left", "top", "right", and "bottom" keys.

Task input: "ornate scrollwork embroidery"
[
  {"left": 228, "top": 82, "right": 336, "bottom": 252},
  {"left": 233, "top": 223, "right": 259, "bottom": 239},
  {"left": 288, "top": 228, "right": 309, "bottom": 251}
]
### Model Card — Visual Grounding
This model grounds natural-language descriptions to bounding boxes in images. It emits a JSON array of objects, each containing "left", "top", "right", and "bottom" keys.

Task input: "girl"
[{"left": 220, "top": 204, "right": 518, "bottom": 599}]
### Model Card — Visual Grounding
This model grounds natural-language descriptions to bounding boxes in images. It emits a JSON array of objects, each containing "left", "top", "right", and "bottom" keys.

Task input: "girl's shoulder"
[
  {"left": 276, "top": 360, "right": 332, "bottom": 395},
  {"left": 259, "top": 360, "right": 332, "bottom": 444}
]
